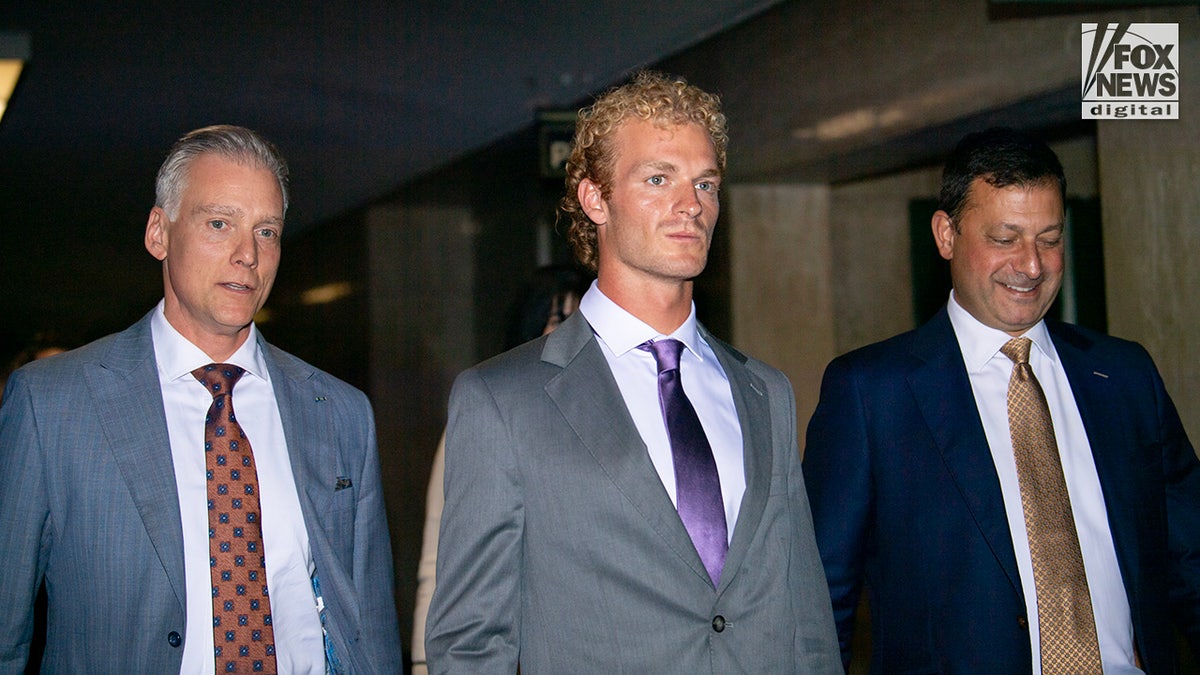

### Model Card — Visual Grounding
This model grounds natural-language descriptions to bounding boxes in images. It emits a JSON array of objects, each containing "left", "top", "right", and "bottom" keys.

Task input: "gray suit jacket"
[
  {"left": 0, "top": 311, "right": 402, "bottom": 673},
  {"left": 426, "top": 312, "right": 840, "bottom": 673}
]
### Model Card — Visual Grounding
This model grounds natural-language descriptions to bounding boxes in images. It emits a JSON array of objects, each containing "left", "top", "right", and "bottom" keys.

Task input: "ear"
[
  {"left": 931, "top": 210, "right": 956, "bottom": 262},
  {"left": 145, "top": 207, "right": 169, "bottom": 261},
  {"left": 578, "top": 178, "right": 608, "bottom": 226}
]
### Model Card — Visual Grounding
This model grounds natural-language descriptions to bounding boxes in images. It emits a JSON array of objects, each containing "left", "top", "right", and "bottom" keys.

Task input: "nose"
[
  {"left": 232, "top": 231, "right": 259, "bottom": 268},
  {"left": 676, "top": 185, "right": 702, "bottom": 218},
  {"left": 1013, "top": 240, "right": 1042, "bottom": 279}
]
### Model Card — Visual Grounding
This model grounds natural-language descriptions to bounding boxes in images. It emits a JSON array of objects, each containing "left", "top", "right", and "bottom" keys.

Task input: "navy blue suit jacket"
[{"left": 803, "top": 307, "right": 1200, "bottom": 674}]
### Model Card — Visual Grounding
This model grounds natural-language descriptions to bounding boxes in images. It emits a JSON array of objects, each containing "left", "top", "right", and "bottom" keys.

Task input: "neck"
[
  {"left": 197, "top": 334, "right": 250, "bottom": 363},
  {"left": 162, "top": 308, "right": 252, "bottom": 363},
  {"left": 597, "top": 275, "right": 693, "bottom": 335}
]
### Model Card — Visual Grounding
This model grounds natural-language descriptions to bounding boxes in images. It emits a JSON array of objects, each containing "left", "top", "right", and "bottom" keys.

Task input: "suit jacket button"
[
  {"left": 1017, "top": 616, "right": 1028, "bottom": 630},
  {"left": 712, "top": 615, "right": 726, "bottom": 632},
  {"left": 167, "top": 631, "right": 182, "bottom": 648}
]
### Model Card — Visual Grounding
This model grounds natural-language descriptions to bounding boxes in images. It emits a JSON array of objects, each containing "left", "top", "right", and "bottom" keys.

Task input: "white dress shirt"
[
  {"left": 947, "top": 292, "right": 1141, "bottom": 674},
  {"left": 151, "top": 302, "right": 324, "bottom": 674},
  {"left": 578, "top": 282, "right": 746, "bottom": 539}
]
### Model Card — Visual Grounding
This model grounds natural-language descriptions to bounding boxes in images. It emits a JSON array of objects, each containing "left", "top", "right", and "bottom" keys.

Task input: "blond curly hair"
[{"left": 559, "top": 71, "right": 727, "bottom": 272}]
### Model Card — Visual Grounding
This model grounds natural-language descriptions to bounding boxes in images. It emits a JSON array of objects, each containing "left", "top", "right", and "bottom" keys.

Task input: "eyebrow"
[
  {"left": 193, "top": 203, "right": 284, "bottom": 226},
  {"left": 193, "top": 204, "right": 240, "bottom": 217},
  {"left": 997, "top": 221, "right": 1063, "bottom": 232},
  {"left": 633, "top": 160, "right": 722, "bottom": 180}
]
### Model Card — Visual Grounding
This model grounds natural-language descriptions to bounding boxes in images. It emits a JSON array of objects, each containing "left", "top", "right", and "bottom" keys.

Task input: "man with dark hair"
[
  {"left": 427, "top": 72, "right": 840, "bottom": 673},
  {"left": 804, "top": 127, "right": 1200, "bottom": 672},
  {"left": 0, "top": 125, "right": 402, "bottom": 673}
]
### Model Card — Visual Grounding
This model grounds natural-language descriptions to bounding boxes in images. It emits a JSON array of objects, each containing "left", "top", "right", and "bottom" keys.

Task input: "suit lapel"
[
  {"left": 909, "top": 309, "right": 1023, "bottom": 594},
  {"left": 267, "top": 341, "right": 332, "bottom": 518},
  {"left": 264, "top": 339, "right": 361, "bottom": 635},
  {"left": 91, "top": 313, "right": 187, "bottom": 610},
  {"left": 542, "top": 313, "right": 714, "bottom": 586},
  {"left": 1049, "top": 323, "right": 1146, "bottom": 590},
  {"left": 702, "top": 331, "right": 771, "bottom": 594}
]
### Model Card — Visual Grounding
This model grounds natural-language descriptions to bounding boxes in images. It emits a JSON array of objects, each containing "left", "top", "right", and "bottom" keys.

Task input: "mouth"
[
  {"left": 220, "top": 282, "right": 255, "bottom": 292},
  {"left": 665, "top": 225, "right": 708, "bottom": 241},
  {"left": 1003, "top": 282, "right": 1036, "bottom": 293}
]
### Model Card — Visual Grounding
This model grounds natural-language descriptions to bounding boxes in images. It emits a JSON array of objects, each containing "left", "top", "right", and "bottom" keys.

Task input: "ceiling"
[
  {"left": 0, "top": 1, "right": 783, "bottom": 234},
  {"left": 0, "top": 0, "right": 1149, "bottom": 354},
  {"left": 0, "top": 0, "right": 794, "bottom": 353}
]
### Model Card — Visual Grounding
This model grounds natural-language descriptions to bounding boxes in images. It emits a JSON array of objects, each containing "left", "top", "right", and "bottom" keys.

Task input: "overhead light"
[
  {"left": 792, "top": 106, "right": 907, "bottom": 142},
  {"left": 791, "top": 86, "right": 975, "bottom": 143},
  {"left": 301, "top": 281, "right": 355, "bottom": 306},
  {"left": 0, "top": 32, "right": 30, "bottom": 125}
]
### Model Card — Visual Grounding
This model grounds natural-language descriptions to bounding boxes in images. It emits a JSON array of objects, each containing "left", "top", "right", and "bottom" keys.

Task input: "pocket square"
[{"left": 334, "top": 476, "right": 353, "bottom": 491}]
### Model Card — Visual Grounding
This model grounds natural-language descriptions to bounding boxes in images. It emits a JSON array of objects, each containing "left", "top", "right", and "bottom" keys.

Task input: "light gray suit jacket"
[
  {"left": 0, "top": 311, "right": 402, "bottom": 673},
  {"left": 426, "top": 312, "right": 840, "bottom": 673}
]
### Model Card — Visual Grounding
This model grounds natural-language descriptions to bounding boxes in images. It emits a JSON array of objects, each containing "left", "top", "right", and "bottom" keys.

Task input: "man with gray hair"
[{"left": 0, "top": 125, "right": 402, "bottom": 673}]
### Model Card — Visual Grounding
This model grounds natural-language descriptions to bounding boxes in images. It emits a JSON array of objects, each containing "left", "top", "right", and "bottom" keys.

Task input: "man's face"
[
  {"left": 145, "top": 153, "right": 284, "bottom": 352},
  {"left": 582, "top": 119, "right": 720, "bottom": 288},
  {"left": 933, "top": 178, "right": 1065, "bottom": 336}
]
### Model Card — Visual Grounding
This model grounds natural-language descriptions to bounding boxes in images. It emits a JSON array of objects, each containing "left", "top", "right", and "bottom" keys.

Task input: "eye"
[
  {"left": 696, "top": 180, "right": 718, "bottom": 193},
  {"left": 647, "top": 175, "right": 666, "bottom": 186},
  {"left": 257, "top": 227, "right": 279, "bottom": 240},
  {"left": 1038, "top": 237, "right": 1062, "bottom": 248},
  {"left": 209, "top": 219, "right": 227, "bottom": 230}
]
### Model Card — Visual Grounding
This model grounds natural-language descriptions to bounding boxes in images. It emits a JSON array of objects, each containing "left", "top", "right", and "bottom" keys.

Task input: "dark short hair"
[
  {"left": 938, "top": 127, "right": 1065, "bottom": 227},
  {"left": 504, "top": 264, "right": 592, "bottom": 349},
  {"left": 155, "top": 125, "right": 289, "bottom": 219}
]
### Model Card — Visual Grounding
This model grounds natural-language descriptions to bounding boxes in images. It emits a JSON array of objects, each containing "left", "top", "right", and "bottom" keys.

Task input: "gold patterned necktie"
[
  {"left": 1000, "top": 337, "right": 1102, "bottom": 674},
  {"left": 194, "top": 363, "right": 278, "bottom": 674}
]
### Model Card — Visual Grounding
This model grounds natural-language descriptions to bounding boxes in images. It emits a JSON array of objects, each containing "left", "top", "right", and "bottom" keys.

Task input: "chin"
[
  {"left": 216, "top": 312, "right": 257, "bottom": 331},
  {"left": 1001, "top": 317, "right": 1041, "bottom": 333}
]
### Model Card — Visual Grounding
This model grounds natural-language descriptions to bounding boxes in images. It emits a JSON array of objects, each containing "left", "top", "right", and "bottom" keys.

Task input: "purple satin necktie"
[{"left": 640, "top": 339, "right": 728, "bottom": 587}]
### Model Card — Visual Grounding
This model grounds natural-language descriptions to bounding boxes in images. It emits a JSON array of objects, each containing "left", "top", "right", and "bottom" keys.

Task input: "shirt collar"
[
  {"left": 150, "top": 300, "right": 269, "bottom": 384},
  {"left": 578, "top": 281, "right": 706, "bottom": 360},
  {"left": 946, "top": 290, "right": 1058, "bottom": 373}
]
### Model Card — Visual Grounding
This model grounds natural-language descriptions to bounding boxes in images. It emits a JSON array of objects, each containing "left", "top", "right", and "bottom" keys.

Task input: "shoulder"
[
  {"left": 1047, "top": 321, "right": 1166, "bottom": 396},
  {"left": 454, "top": 335, "right": 561, "bottom": 394},
  {"left": 703, "top": 331, "right": 789, "bottom": 390},
  {"left": 1047, "top": 319, "right": 1151, "bottom": 361},
  {"left": 7, "top": 325, "right": 141, "bottom": 387},
  {"left": 825, "top": 327, "right": 925, "bottom": 380},
  {"left": 474, "top": 336, "right": 549, "bottom": 375},
  {"left": 262, "top": 342, "right": 369, "bottom": 407},
  {"left": 841, "top": 328, "right": 921, "bottom": 361}
]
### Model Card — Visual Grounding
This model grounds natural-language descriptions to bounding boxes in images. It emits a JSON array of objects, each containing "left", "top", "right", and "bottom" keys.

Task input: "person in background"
[
  {"left": 409, "top": 263, "right": 589, "bottom": 675},
  {"left": 803, "top": 127, "right": 1200, "bottom": 673},
  {"left": 0, "top": 331, "right": 70, "bottom": 406},
  {"left": 0, "top": 125, "right": 402, "bottom": 673},
  {"left": 426, "top": 71, "right": 840, "bottom": 673}
]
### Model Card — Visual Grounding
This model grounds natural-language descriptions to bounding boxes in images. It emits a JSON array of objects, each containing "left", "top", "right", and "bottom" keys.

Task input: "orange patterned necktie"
[
  {"left": 194, "top": 363, "right": 278, "bottom": 674},
  {"left": 1000, "top": 338, "right": 1102, "bottom": 674}
]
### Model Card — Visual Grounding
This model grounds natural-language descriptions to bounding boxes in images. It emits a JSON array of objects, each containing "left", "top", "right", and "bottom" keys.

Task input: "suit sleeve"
[
  {"left": 777, "top": 369, "right": 844, "bottom": 673},
  {"left": 0, "top": 370, "right": 49, "bottom": 673},
  {"left": 346, "top": 393, "right": 404, "bottom": 672},
  {"left": 1152, "top": 360, "right": 1200, "bottom": 655},
  {"left": 425, "top": 369, "right": 523, "bottom": 674},
  {"left": 803, "top": 356, "right": 872, "bottom": 670}
]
